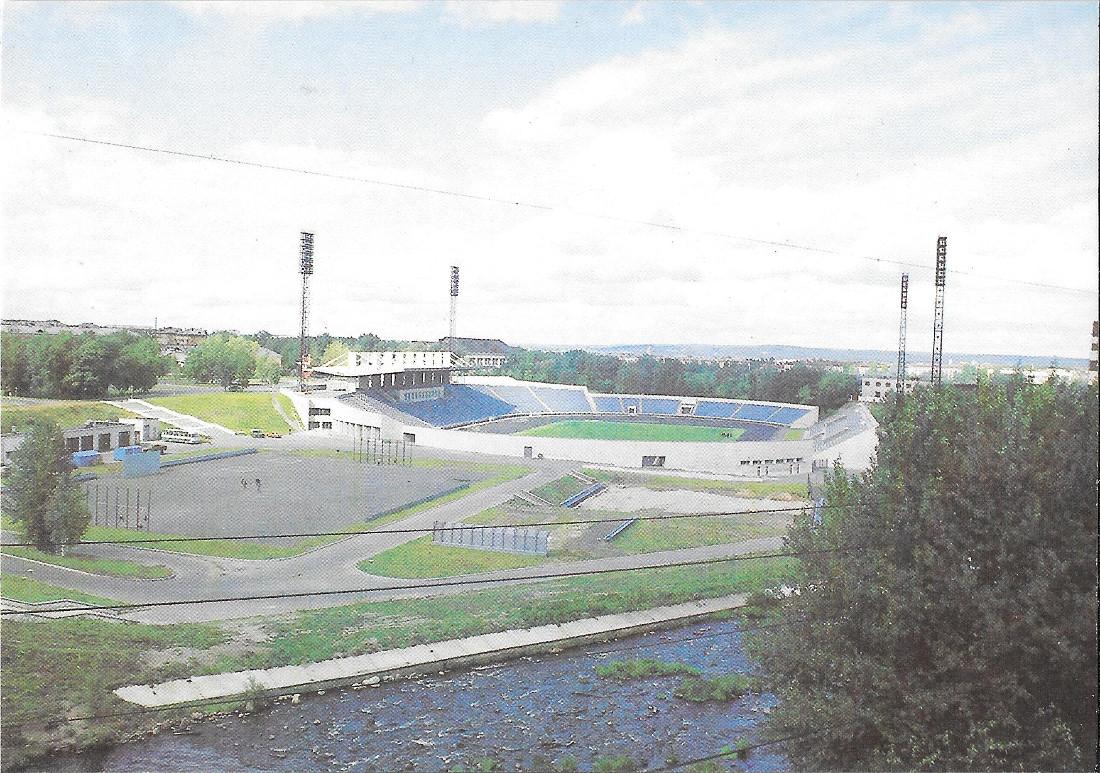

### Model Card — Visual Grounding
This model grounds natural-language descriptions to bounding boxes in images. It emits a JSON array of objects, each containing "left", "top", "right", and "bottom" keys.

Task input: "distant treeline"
[
  {"left": 249, "top": 331, "right": 429, "bottom": 371},
  {"left": 247, "top": 332, "right": 860, "bottom": 411},
  {"left": 1, "top": 331, "right": 171, "bottom": 399},
  {"left": 497, "top": 349, "right": 859, "bottom": 411}
]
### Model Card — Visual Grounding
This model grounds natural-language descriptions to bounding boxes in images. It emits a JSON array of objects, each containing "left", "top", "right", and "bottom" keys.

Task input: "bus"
[{"left": 161, "top": 429, "right": 206, "bottom": 444}]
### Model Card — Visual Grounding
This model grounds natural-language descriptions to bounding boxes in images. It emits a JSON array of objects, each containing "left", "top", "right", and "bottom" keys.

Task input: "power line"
[
  {"left": 653, "top": 727, "right": 832, "bottom": 771},
  {"left": 29, "top": 131, "right": 1095, "bottom": 297},
  {"left": 0, "top": 501, "right": 849, "bottom": 549},
  {"left": 0, "top": 547, "right": 851, "bottom": 616}
]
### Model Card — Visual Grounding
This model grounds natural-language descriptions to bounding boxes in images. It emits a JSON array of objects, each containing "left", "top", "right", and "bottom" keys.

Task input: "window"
[
  {"left": 66, "top": 437, "right": 80, "bottom": 452},
  {"left": 119, "top": 431, "right": 130, "bottom": 447},
  {"left": 641, "top": 455, "right": 666, "bottom": 467},
  {"left": 98, "top": 433, "right": 111, "bottom": 451},
  {"left": 80, "top": 435, "right": 94, "bottom": 451}
]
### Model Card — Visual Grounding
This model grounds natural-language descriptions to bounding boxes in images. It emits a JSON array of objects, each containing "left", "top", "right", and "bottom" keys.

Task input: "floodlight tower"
[
  {"left": 448, "top": 265, "right": 460, "bottom": 350},
  {"left": 930, "top": 236, "right": 947, "bottom": 387},
  {"left": 298, "top": 232, "right": 315, "bottom": 392},
  {"left": 895, "top": 273, "right": 909, "bottom": 397}
]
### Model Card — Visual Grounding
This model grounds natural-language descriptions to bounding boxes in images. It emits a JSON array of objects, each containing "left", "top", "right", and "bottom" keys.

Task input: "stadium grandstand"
[{"left": 288, "top": 353, "right": 820, "bottom": 477}]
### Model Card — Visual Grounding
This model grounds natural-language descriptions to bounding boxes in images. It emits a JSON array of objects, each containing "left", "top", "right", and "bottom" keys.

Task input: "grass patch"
[
  {"left": 274, "top": 392, "right": 300, "bottom": 430},
  {"left": 0, "top": 399, "right": 136, "bottom": 434},
  {"left": 531, "top": 475, "right": 588, "bottom": 505},
  {"left": 0, "top": 615, "right": 228, "bottom": 768},
  {"left": 361, "top": 535, "right": 546, "bottom": 578},
  {"left": 519, "top": 420, "right": 744, "bottom": 442},
  {"left": 146, "top": 392, "right": 290, "bottom": 434},
  {"left": 583, "top": 468, "right": 808, "bottom": 499},
  {"left": 0, "top": 546, "right": 171, "bottom": 578},
  {"left": 673, "top": 672, "right": 760, "bottom": 702},
  {"left": 0, "top": 575, "right": 116, "bottom": 606},
  {"left": 0, "top": 557, "right": 794, "bottom": 766},
  {"left": 595, "top": 658, "right": 701, "bottom": 681},
  {"left": 594, "top": 658, "right": 761, "bottom": 703},
  {"left": 611, "top": 517, "right": 786, "bottom": 555},
  {"left": 254, "top": 556, "right": 797, "bottom": 667}
]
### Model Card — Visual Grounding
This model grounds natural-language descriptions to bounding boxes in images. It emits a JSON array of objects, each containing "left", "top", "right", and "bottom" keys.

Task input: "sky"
[{"left": 1, "top": 1, "right": 1097, "bottom": 359}]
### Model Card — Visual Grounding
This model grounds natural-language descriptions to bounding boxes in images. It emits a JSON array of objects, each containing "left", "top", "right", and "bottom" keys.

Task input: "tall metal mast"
[
  {"left": 895, "top": 273, "right": 909, "bottom": 397},
  {"left": 298, "top": 232, "right": 314, "bottom": 392},
  {"left": 930, "top": 236, "right": 947, "bottom": 387},
  {"left": 448, "top": 265, "right": 459, "bottom": 350}
]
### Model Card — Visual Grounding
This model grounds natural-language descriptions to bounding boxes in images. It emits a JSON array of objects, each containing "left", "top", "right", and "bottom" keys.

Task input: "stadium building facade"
[{"left": 288, "top": 352, "right": 833, "bottom": 477}]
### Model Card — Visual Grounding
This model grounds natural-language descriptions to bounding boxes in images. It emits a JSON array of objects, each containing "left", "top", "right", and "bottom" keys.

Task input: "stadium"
[{"left": 283, "top": 352, "right": 818, "bottom": 477}]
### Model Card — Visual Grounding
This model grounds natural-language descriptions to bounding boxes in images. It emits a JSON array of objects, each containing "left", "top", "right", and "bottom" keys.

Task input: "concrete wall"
[
  {"left": 408, "top": 425, "right": 813, "bottom": 477},
  {"left": 281, "top": 390, "right": 405, "bottom": 439}
]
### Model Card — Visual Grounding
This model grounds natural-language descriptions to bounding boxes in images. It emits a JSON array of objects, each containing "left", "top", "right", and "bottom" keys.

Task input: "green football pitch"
[{"left": 516, "top": 420, "right": 745, "bottom": 442}]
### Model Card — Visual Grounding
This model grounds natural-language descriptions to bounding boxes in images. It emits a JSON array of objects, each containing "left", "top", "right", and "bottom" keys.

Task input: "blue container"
[
  {"left": 113, "top": 445, "right": 143, "bottom": 461},
  {"left": 71, "top": 450, "right": 101, "bottom": 467}
]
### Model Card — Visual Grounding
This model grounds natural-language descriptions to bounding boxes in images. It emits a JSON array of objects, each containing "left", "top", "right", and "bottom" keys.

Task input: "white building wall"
[{"left": 407, "top": 426, "right": 814, "bottom": 477}]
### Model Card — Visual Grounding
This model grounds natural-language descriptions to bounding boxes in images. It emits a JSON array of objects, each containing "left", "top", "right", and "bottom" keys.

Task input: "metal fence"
[
  {"left": 431, "top": 521, "right": 549, "bottom": 556},
  {"left": 85, "top": 482, "right": 151, "bottom": 530},
  {"left": 351, "top": 438, "right": 411, "bottom": 466}
]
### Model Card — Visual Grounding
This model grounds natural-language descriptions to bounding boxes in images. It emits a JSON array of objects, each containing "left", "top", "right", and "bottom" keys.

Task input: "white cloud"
[
  {"left": 2, "top": 4, "right": 1096, "bottom": 357},
  {"left": 620, "top": 2, "right": 649, "bottom": 26},
  {"left": 169, "top": 1, "right": 419, "bottom": 21},
  {"left": 442, "top": 0, "right": 561, "bottom": 26}
]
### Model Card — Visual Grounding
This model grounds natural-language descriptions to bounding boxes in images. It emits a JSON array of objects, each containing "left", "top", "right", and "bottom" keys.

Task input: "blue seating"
[
  {"left": 482, "top": 385, "right": 546, "bottom": 413},
  {"left": 694, "top": 401, "right": 742, "bottom": 418},
  {"left": 767, "top": 407, "right": 809, "bottom": 425},
  {"left": 734, "top": 403, "right": 781, "bottom": 422},
  {"left": 533, "top": 387, "right": 592, "bottom": 413},
  {"left": 593, "top": 395, "right": 624, "bottom": 413},
  {"left": 640, "top": 398, "right": 679, "bottom": 415},
  {"left": 738, "top": 423, "right": 782, "bottom": 441},
  {"left": 395, "top": 385, "right": 515, "bottom": 427}
]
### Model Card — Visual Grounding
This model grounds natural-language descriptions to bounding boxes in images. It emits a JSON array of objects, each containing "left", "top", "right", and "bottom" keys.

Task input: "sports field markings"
[{"left": 517, "top": 420, "right": 746, "bottom": 442}]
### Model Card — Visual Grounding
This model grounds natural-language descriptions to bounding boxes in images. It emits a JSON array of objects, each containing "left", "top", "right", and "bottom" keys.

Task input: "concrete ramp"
[{"left": 115, "top": 593, "right": 749, "bottom": 708}]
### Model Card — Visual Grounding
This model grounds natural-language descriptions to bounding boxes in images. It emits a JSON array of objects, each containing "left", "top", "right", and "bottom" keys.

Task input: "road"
[{"left": 2, "top": 401, "right": 792, "bottom": 625}]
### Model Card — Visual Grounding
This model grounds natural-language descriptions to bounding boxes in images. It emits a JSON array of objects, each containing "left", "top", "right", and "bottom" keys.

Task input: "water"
[{"left": 49, "top": 619, "right": 786, "bottom": 772}]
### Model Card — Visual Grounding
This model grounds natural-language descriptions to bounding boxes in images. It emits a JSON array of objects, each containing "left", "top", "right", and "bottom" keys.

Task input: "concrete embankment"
[{"left": 115, "top": 593, "right": 750, "bottom": 708}]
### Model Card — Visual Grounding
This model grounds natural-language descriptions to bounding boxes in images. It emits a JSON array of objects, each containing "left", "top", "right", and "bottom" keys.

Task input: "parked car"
[
  {"left": 265, "top": 432, "right": 283, "bottom": 438},
  {"left": 250, "top": 428, "right": 265, "bottom": 438}
]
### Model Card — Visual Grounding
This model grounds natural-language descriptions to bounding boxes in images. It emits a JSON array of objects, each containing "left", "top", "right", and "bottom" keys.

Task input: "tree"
[
  {"left": 749, "top": 380, "right": 1098, "bottom": 770},
  {"left": 320, "top": 341, "right": 349, "bottom": 367},
  {"left": 255, "top": 356, "right": 284, "bottom": 386},
  {"left": 5, "top": 420, "right": 91, "bottom": 553},
  {"left": 25, "top": 332, "right": 75, "bottom": 397},
  {"left": 63, "top": 335, "right": 109, "bottom": 398},
  {"left": 183, "top": 334, "right": 258, "bottom": 388},
  {"left": 116, "top": 337, "right": 170, "bottom": 393},
  {"left": 1, "top": 333, "right": 29, "bottom": 395}
]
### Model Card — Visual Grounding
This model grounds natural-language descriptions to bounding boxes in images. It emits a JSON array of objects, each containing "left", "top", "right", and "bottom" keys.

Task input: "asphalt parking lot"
[{"left": 83, "top": 451, "right": 487, "bottom": 538}]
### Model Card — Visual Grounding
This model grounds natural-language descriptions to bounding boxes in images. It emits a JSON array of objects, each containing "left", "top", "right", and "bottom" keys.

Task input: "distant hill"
[{"left": 524, "top": 342, "right": 1088, "bottom": 369}]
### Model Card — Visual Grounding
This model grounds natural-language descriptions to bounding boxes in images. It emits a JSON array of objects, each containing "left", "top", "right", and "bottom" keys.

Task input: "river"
[{"left": 48, "top": 618, "right": 786, "bottom": 772}]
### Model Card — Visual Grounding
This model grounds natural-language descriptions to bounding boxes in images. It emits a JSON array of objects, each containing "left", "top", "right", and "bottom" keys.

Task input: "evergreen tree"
[
  {"left": 4, "top": 420, "right": 91, "bottom": 553},
  {"left": 749, "top": 380, "right": 1098, "bottom": 770}
]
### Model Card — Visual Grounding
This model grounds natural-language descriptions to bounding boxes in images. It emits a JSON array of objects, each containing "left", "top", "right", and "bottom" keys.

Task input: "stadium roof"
[
  {"left": 312, "top": 350, "right": 453, "bottom": 377},
  {"left": 439, "top": 337, "right": 510, "bottom": 356}
]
